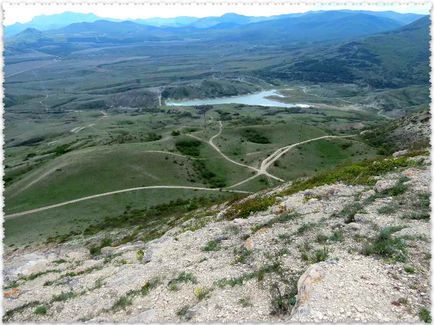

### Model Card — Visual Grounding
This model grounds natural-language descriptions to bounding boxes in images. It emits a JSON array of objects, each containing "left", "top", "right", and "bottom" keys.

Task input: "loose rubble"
[{"left": 3, "top": 154, "right": 431, "bottom": 322}]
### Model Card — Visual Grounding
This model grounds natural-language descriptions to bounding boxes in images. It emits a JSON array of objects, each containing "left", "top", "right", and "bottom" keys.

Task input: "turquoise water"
[{"left": 166, "top": 90, "right": 309, "bottom": 108}]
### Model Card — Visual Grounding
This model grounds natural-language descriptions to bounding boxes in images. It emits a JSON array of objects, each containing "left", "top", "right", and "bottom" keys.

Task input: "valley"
[{"left": 2, "top": 7, "right": 431, "bottom": 322}]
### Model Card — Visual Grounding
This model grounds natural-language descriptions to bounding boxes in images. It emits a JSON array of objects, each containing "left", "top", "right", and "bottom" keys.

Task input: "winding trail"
[
  {"left": 5, "top": 186, "right": 251, "bottom": 219},
  {"left": 6, "top": 119, "right": 355, "bottom": 218},
  {"left": 228, "top": 134, "right": 355, "bottom": 189},
  {"left": 200, "top": 121, "right": 284, "bottom": 182}
]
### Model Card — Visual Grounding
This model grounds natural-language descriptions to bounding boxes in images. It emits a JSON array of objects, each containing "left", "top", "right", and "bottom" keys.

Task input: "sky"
[{"left": 3, "top": 1, "right": 431, "bottom": 25}]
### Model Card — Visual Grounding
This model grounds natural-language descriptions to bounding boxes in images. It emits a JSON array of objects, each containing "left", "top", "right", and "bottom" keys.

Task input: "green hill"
[{"left": 259, "top": 16, "right": 430, "bottom": 88}]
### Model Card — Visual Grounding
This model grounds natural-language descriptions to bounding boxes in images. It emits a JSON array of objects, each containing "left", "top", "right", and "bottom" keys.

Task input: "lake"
[{"left": 165, "top": 90, "right": 309, "bottom": 108}]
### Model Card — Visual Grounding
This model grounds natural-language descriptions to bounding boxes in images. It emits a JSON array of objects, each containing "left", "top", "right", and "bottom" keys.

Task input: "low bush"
[
  {"left": 201, "top": 240, "right": 221, "bottom": 252},
  {"left": 225, "top": 196, "right": 276, "bottom": 220},
  {"left": 34, "top": 305, "right": 47, "bottom": 315}
]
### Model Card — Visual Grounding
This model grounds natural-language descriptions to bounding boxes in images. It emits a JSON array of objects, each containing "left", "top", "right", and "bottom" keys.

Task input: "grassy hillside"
[{"left": 260, "top": 16, "right": 430, "bottom": 89}]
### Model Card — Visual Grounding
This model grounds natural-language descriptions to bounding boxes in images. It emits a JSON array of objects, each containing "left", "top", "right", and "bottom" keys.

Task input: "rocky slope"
[{"left": 3, "top": 152, "right": 431, "bottom": 323}]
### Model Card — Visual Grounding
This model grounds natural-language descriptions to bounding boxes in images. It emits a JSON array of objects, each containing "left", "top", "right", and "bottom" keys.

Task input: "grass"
[
  {"left": 215, "top": 262, "right": 281, "bottom": 288},
  {"left": 270, "top": 281, "right": 298, "bottom": 315},
  {"left": 111, "top": 278, "right": 159, "bottom": 311},
  {"left": 296, "top": 222, "right": 317, "bottom": 235},
  {"left": 112, "top": 295, "right": 133, "bottom": 311},
  {"left": 312, "top": 247, "right": 329, "bottom": 263},
  {"left": 176, "top": 305, "right": 193, "bottom": 321},
  {"left": 329, "top": 230, "right": 344, "bottom": 242},
  {"left": 232, "top": 246, "right": 252, "bottom": 264},
  {"left": 383, "top": 177, "right": 409, "bottom": 196},
  {"left": 362, "top": 226, "right": 407, "bottom": 262},
  {"left": 51, "top": 291, "right": 76, "bottom": 303},
  {"left": 418, "top": 192, "right": 430, "bottom": 209},
  {"left": 21, "top": 269, "right": 61, "bottom": 282},
  {"left": 281, "top": 155, "right": 416, "bottom": 197},
  {"left": 238, "top": 297, "right": 253, "bottom": 307},
  {"left": 334, "top": 201, "right": 362, "bottom": 223},
  {"left": 300, "top": 246, "right": 329, "bottom": 263},
  {"left": 201, "top": 240, "right": 221, "bottom": 252},
  {"left": 419, "top": 307, "right": 432, "bottom": 323},
  {"left": 269, "top": 137, "right": 377, "bottom": 181},
  {"left": 251, "top": 212, "right": 300, "bottom": 233},
  {"left": 4, "top": 96, "right": 386, "bottom": 248},
  {"left": 89, "top": 237, "right": 112, "bottom": 256},
  {"left": 402, "top": 211, "right": 430, "bottom": 220},
  {"left": 168, "top": 272, "right": 198, "bottom": 291},
  {"left": 378, "top": 203, "right": 399, "bottom": 215}
]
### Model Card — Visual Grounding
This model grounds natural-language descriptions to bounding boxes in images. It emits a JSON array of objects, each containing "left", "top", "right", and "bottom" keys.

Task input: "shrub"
[
  {"left": 146, "top": 132, "right": 162, "bottom": 141},
  {"left": 193, "top": 287, "right": 211, "bottom": 301},
  {"left": 136, "top": 249, "right": 145, "bottom": 261},
  {"left": 419, "top": 307, "right": 432, "bottom": 323},
  {"left": 241, "top": 129, "right": 271, "bottom": 144},
  {"left": 225, "top": 196, "right": 276, "bottom": 220},
  {"left": 201, "top": 240, "right": 221, "bottom": 252},
  {"left": 34, "top": 305, "right": 47, "bottom": 315},
  {"left": 404, "top": 266, "right": 415, "bottom": 274},
  {"left": 141, "top": 278, "right": 160, "bottom": 296},
  {"left": 175, "top": 139, "right": 201, "bottom": 157}
]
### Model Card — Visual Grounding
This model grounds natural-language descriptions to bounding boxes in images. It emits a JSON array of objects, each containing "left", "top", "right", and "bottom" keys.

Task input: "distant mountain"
[
  {"left": 342, "top": 10, "right": 424, "bottom": 24},
  {"left": 188, "top": 13, "right": 270, "bottom": 28},
  {"left": 134, "top": 16, "right": 199, "bottom": 27},
  {"left": 5, "top": 10, "right": 423, "bottom": 37},
  {"left": 4, "top": 12, "right": 107, "bottom": 37},
  {"left": 6, "top": 11, "right": 427, "bottom": 58},
  {"left": 218, "top": 11, "right": 405, "bottom": 43},
  {"left": 258, "top": 16, "right": 430, "bottom": 88}
]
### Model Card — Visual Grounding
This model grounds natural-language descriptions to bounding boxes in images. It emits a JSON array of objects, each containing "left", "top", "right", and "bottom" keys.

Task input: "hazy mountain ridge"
[
  {"left": 5, "top": 10, "right": 423, "bottom": 38},
  {"left": 257, "top": 16, "right": 430, "bottom": 88},
  {"left": 6, "top": 10, "right": 424, "bottom": 61}
]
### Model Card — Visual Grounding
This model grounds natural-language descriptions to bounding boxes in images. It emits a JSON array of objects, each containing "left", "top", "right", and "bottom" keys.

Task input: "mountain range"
[
  {"left": 5, "top": 10, "right": 423, "bottom": 37},
  {"left": 6, "top": 10, "right": 427, "bottom": 55},
  {"left": 259, "top": 16, "right": 430, "bottom": 88}
]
